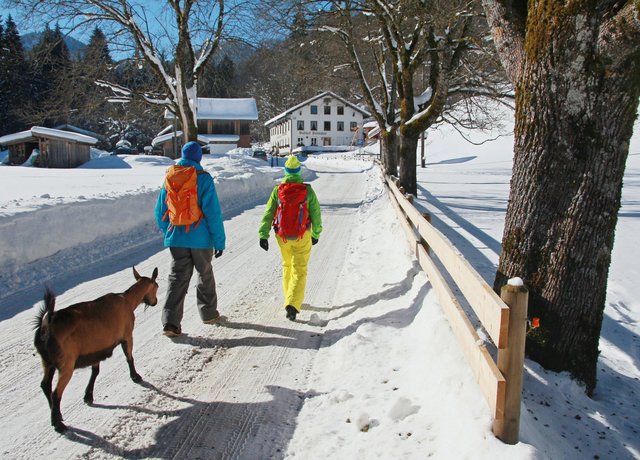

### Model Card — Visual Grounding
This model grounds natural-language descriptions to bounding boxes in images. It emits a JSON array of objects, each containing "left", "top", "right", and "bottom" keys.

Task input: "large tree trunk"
[
  {"left": 493, "top": 7, "right": 640, "bottom": 394},
  {"left": 398, "top": 125, "right": 419, "bottom": 195},
  {"left": 381, "top": 130, "right": 399, "bottom": 177}
]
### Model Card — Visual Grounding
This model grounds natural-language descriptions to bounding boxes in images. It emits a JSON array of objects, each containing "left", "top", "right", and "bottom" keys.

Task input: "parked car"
[{"left": 252, "top": 148, "right": 268, "bottom": 160}]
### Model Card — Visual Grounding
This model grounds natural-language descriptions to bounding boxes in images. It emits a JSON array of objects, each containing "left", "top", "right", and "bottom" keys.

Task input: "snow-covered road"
[{"left": 0, "top": 159, "right": 378, "bottom": 459}]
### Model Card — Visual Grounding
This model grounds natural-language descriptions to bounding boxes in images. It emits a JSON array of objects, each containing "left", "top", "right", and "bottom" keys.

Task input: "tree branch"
[
  {"left": 598, "top": 1, "right": 640, "bottom": 69},
  {"left": 480, "top": 0, "right": 527, "bottom": 83}
]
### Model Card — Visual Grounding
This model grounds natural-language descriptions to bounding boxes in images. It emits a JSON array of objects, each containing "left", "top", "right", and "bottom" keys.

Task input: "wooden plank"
[
  {"left": 385, "top": 176, "right": 509, "bottom": 348},
  {"left": 416, "top": 244, "right": 506, "bottom": 420},
  {"left": 386, "top": 188, "right": 419, "bottom": 247},
  {"left": 385, "top": 182, "right": 505, "bottom": 420}
]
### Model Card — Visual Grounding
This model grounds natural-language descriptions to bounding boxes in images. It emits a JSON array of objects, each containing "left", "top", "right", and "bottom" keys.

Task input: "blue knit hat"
[
  {"left": 182, "top": 141, "right": 202, "bottom": 163},
  {"left": 284, "top": 155, "right": 301, "bottom": 175}
]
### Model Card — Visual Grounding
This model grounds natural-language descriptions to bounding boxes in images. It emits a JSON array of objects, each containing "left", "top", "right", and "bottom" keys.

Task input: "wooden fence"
[{"left": 383, "top": 173, "right": 529, "bottom": 445}]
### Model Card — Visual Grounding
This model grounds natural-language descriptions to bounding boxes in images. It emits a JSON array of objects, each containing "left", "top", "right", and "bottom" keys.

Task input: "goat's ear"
[
  {"left": 133, "top": 266, "right": 141, "bottom": 280},
  {"left": 152, "top": 267, "right": 158, "bottom": 281}
]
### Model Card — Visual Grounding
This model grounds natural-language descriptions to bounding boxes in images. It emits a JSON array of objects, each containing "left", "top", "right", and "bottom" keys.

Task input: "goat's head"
[{"left": 133, "top": 266, "right": 159, "bottom": 306}]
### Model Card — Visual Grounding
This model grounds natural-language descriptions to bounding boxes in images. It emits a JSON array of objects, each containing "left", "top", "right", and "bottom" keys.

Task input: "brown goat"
[{"left": 33, "top": 266, "right": 159, "bottom": 432}]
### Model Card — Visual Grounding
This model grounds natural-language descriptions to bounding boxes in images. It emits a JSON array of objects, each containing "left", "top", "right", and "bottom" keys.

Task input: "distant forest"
[{"left": 0, "top": 15, "right": 360, "bottom": 152}]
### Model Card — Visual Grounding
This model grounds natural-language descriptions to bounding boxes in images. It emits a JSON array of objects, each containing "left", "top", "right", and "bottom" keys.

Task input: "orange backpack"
[{"left": 162, "top": 165, "right": 207, "bottom": 233}]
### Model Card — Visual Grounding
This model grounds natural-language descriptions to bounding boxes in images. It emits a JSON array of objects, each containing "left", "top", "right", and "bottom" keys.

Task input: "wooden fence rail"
[{"left": 383, "top": 173, "right": 528, "bottom": 444}]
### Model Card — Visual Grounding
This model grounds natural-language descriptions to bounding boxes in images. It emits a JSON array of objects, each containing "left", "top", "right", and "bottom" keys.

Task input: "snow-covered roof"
[
  {"left": 54, "top": 124, "right": 102, "bottom": 139},
  {"left": 368, "top": 125, "right": 381, "bottom": 137},
  {"left": 0, "top": 126, "right": 98, "bottom": 146},
  {"left": 198, "top": 134, "right": 240, "bottom": 143},
  {"left": 265, "top": 91, "right": 371, "bottom": 127},
  {"left": 151, "top": 131, "right": 239, "bottom": 147},
  {"left": 363, "top": 121, "right": 378, "bottom": 129},
  {"left": 157, "top": 125, "right": 174, "bottom": 136},
  {"left": 165, "top": 98, "right": 258, "bottom": 121}
]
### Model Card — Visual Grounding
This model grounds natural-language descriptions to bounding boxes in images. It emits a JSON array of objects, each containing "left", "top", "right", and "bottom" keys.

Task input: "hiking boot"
[
  {"left": 163, "top": 323, "right": 181, "bottom": 337},
  {"left": 285, "top": 305, "right": 297, "bottom": 322},
  {"left": 203, "top": 311, "right": 222, "bottom": 324}
]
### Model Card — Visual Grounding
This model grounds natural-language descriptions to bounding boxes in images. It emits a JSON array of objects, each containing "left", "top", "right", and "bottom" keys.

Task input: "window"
[
  {"left": 324, "top": 121, "right": 331, "bottom": 131},
  {"left": 297, "top": 120, "right": 304, "bottom": 130},
  {"left": 350, "top": 121, "right": 358, "bottom": 131},
  {"left": 324, "top": 105, "right": 331, "bottom": 115},
  {"left": 310, "top": 105, "right": 318, "bottom": 114},
  {"left": 297, "top": 137, "right": 305, "bottom": 146},
  {"left": 337, "top": 106, "right": 344, "bottom": 115},
  {"left": 311, "top": 138, "right": 317, "bottom": 145},
  {"left": 337, "top": 121, "right": 344, "bottom": 131},
  {"left": 310, "top": 120, "right": 318, "bottom": 131}
]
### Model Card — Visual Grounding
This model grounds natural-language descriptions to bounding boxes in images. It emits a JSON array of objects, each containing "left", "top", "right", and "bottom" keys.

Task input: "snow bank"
[{"left": 0, "top": 153, "right": 286, "bottom": 278}]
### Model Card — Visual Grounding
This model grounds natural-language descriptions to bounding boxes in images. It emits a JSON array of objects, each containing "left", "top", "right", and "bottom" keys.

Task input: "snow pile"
[
  {"left": 0, "top": 153, "right": 285, "bottom": 292},
  {"left": 285, "top": 165, "right": 535, "bottom": 459}
]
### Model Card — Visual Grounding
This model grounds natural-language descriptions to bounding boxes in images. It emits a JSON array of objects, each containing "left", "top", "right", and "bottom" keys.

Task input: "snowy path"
[{"left": 0, "top": 160, "right": 374, "bottom": 459}]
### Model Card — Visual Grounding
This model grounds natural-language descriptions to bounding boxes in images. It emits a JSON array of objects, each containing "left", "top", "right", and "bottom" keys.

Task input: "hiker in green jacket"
[{"left": 258, "top": 155, "right": 322, "bottom": 321}]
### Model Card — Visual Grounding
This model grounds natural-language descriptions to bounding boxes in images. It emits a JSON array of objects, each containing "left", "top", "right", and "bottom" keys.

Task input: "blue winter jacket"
[{"left": 155, "top": 158, "right": 226, "bottom": 250}]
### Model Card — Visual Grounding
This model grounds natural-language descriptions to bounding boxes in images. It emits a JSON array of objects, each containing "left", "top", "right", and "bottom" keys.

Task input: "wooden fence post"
[
  {"left": 494, "top": 280, "right": 528, "bottom": 444},
  {"left": 421, "top": 212, "right": 431, "bottom": 255}
]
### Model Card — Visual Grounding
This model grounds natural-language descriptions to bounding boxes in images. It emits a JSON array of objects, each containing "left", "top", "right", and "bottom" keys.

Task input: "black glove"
[
  {"left": 214, "top": 250, "right": 223, "bottom": 258},
  {"left": 259, "top": 239, "right": 269, "bottom": 251},
  {"left": 312, "top": 237, "right": 318, "bottom": 245}
]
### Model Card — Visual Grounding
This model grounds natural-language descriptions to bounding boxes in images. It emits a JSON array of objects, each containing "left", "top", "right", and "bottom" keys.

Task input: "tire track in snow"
[{"left": 0, "top": 159, "right": 375, "bottom": 459}]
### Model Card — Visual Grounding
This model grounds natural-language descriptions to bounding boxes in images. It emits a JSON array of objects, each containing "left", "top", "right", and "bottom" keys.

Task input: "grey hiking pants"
[{"left": 162, "top": 247, "right": 218, "bottom": 327}]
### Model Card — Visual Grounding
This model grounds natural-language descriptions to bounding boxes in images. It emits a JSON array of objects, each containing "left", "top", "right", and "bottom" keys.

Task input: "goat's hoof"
[
  {"left": 54, "top": 422, "right": 67, "bottom": 433},
  {"left": 84, "top": 395, "right": 94, "bottom": 405},
  {"left": 131, "top": 374, "right": 143, "bottom": 383}
]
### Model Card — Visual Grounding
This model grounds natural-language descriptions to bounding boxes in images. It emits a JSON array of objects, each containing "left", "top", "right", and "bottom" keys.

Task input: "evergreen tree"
[
  {"left": 73, "top": 26, "right": 113, "bottom": 133},
  {"left": 1, "top": 16, "right": 30, "bottom": 134},
  {"left": 84, "top": 26, "right": 112, "bottom": 67},
  {"left": 199, "top": 55, "right": 235, "bottom": 98},
  {"left": 215, "top": 56, "right": 235, "bottom": 98},
  {"left": 28, "top": 24, "right": 72, "bottom": 126},
  {"left": 289, "top": 5, "right": 308, "bottom": 40},
  {"left": 0, "top": 20, "right": 7, "bottom": 135}
]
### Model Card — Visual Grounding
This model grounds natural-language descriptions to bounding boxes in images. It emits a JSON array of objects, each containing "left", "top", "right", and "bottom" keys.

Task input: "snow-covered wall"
[{"left": 0, "top": 153, "right": 286, "bottom": 273}]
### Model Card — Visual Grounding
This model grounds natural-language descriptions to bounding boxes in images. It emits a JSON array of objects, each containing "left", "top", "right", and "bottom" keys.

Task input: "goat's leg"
[
  {"left": 121, "top": 341, "right": 142, "bottom": 383},
  {"left": 40, "top": 365, "right": 55, "bottom": 408},
  {"left": 84, "top": 364, "right": 100, "bottom": 405},
  {"left": 51, "top": 364, "right": 73, "bottom": 433}
]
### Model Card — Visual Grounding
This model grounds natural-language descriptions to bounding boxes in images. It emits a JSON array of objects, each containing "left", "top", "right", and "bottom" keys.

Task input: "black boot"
[{"left": 285, "top": 305, "right": 297, "bottom": 321}]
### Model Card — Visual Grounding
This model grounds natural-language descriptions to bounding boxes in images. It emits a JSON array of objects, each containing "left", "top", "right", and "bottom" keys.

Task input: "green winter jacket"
[{"left": 259, "top": 174, "right": 322, "bottom": 240}]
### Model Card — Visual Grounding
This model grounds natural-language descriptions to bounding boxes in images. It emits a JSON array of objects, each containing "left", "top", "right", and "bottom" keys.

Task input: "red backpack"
[
  {"left": 162, "top": 165, "right": 207, "bottom": 233},
  {"left": 273, "top": 183, "right": 311, "bottom": 240}
]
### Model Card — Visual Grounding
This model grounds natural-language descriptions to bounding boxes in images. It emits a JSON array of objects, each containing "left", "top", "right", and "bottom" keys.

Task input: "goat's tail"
[{"left": 34, "top": 286, "right": 56, "bottom": 344}]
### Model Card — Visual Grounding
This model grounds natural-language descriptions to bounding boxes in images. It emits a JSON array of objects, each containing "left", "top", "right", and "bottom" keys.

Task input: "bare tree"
[
  {"left": 7, "top": 0, "right": 226, "bottom": 142},
  {"left": 312, "top": 0, "right": 511, "bottom": 193},
  {"left": 482, "top": 1, "right": 640, "bottom": 394}
]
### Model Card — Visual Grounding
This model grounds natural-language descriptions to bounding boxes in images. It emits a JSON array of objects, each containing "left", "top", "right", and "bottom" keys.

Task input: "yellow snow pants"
[{"left": 276, "top": 231, "right": 313, "bottom": 312}]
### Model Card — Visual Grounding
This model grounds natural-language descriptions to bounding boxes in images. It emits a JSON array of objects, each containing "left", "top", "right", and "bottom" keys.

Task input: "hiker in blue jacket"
[{"left": 155, "top": 141, "right": 226, "bottom": 337}]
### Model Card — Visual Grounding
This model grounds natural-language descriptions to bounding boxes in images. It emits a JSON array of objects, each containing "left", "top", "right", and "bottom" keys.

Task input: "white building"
[{"left": 265, "top": 91, "right": 371, "bottom": 155}]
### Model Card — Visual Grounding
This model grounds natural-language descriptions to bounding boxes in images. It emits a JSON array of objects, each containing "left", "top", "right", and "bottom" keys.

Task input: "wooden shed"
[
  {"left": 0, "top": 126, "right": 98, "bottom": 168},
  {"left": 153, "top": 98, "right": 259, "bottom": 158}
]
